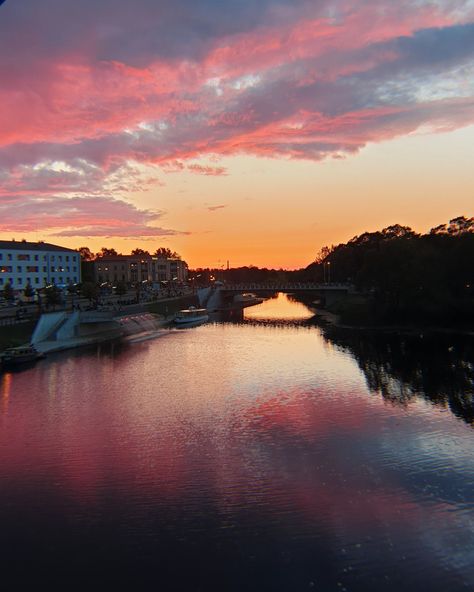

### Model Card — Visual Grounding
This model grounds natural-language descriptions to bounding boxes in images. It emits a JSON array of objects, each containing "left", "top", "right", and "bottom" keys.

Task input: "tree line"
[
  {"left": 78, "top": 246, "right": 181, "bottom": 260},
  {"left": 295, "top": 216, "right": 474, "bottom": 326}
]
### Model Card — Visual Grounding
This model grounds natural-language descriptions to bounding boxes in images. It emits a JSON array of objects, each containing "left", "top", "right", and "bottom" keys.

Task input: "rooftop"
[{"left": 0, "top": 240, "right": 78, "bottom": 253}]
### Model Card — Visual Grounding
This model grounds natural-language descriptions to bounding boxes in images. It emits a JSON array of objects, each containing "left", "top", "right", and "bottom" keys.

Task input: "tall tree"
[
  {"left": 3, "top": 281, "right": 14, "bottom": 301},
  {"left": 77, "top": 246, "right": 94, "bottom": 261},
  {"left": 44, "top": 285, "right": 62, "bottom": 310},
  {"left": 131, "top": 248, "right": 150, "bottom": 257},
  {"left": 98, "top": 247, "right": 119, "bottom": 258},
  {"left": 23, "top": 283, "right": 35, "bottom": 299},
  {"left": 154, "top": 247, "right": 180, "bottom": 259}
]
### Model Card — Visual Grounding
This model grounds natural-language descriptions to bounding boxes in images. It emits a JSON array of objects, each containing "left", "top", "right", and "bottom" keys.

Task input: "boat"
[
  {"left": 233, "top": 293, "right": 264, "bottom": 306},
  {"left": 174, "top": 306, "right": 209, "bottom": 325},
  {"left": 0, "top": 344, "right": 44, "bottom": 368}
]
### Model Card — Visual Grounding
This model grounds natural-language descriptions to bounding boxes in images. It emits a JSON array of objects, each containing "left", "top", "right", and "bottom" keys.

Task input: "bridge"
[
  {"left": 218, "top": 282, "right": 353, "bottom": 293},
  {"left": 199, "top": 282, "right": 354, "bottom": 311}
]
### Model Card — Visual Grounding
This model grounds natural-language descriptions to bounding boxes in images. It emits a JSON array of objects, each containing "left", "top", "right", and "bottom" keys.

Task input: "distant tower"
[{"left": 227, "top": 260, "right": 229, "bottom": 270}]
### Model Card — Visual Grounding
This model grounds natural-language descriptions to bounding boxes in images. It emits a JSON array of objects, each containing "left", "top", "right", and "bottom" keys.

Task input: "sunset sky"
[{"left": 0, "top": 0, "right": 473, "bottom": 268}]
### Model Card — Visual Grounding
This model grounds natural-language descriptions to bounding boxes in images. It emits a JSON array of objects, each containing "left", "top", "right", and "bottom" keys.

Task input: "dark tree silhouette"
[
  {"left": 154, "top": 247, "right": 180, "bottom": 259},
  {"left": 77, "top": 246, "right": 94, "bottom": 261}
]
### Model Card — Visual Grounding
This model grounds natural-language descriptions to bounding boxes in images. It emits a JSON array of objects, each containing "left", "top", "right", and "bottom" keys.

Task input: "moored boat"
[
  {"left": 0, "top": 344, "right": 44, "bottom": 368},
  {"left": 174, "top": 306, "right": 208, "bottom": 325},
  {"left": 233, "top": 293, "right": 264, "bottom": 306}
]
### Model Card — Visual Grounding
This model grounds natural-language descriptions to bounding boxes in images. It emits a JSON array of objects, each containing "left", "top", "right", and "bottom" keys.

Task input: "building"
[
  {"left": 94, "top": 255, "right": 188, "bottom": 285},
  {"left": 0, "top": 239, "right": 81, "bottom": 292}
]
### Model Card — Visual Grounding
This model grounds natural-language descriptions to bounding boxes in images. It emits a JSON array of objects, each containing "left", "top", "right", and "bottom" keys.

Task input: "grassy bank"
[{"left": 0, "top": 321, "right": 36, "bottom": 352}]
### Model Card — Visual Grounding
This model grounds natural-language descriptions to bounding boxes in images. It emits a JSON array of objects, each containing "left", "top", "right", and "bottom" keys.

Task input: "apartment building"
[
  {"left": 94, "top": 255, "right": 188, "bottom": 285},
  {"left": 0, "top": 239, "right": 81, "bottom": 292}
]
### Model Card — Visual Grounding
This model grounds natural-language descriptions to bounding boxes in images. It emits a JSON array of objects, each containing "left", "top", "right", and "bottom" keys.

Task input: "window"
[
  {"left": 17, "top": 254, "right": 30, "bottom": 261},
  {"left": 43, "top": 266, "right": 47, "bottom": 272},
  {"left": 26, "top": 266, "right": 38, "bottom": 272},
  {"left": 17, "top": 266, "right": 22, "bottom": 273},
  {"left": 0, "top": 254, "right": 2, "bottom": 260},
  {"left": 66, "top": 256, "right": 69, "bottom": 262},
  {"left": 34, "top": 255, "right": 39, "bottom": 261},
  {"left": 1, "top": 266, "right": 12, "bottom": 273},
  {"left": 7, "top": 253, "right": 12, "bottom": 261},
  {"left": 35, "top": 278, "right": 39, "bottom": 284},
  {"left": 51, "top": 255, "right": 55, "bottom": 261}
]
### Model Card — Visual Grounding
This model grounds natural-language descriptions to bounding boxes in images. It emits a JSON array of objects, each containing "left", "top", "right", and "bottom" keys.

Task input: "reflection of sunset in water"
[
  {"left": 0, "top": 297, "right": 473, "bottom": 590},
  {"left": 244, "top": 292, "right": 314, "bottom": 320}
]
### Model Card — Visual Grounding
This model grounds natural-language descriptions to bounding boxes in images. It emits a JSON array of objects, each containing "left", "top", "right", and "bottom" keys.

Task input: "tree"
[
  {"left": 131, "top": 248, "right": 150, "bottom": 257},
  {"left": 44, "top": 285, "right": 62, "bottom": 310},
  {"left": 381, "top": 224, "right": 416, "bottom": 239},
  {"left": 447, "top": 216, "right": 474, "bottom": 236},
  {"left": 23, "top": 283, "right": 35, "bottom": 300},
  {"left": 98, "top": 247, "right": 119, "bottom": 257},
  {"left": 154, "top": 247, "right": 180, "bottom": 259},
  {"left": 3, "top": 281, "right": 14, "bottom": 302},
  {"left": 430, "top": 216, "right": 474, "bottom": 236},
  {"left": 77, "top": 246, "right": 94, "bottom": 261},
  {"left": 81, "top": 281, "right": 99, "bottom": 304},
  {"left": 314, "top": 245, "right": 334, "bottom": 264}
]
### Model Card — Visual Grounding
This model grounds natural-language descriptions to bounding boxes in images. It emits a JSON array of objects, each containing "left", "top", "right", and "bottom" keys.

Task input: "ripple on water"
[{"left": 0, "top": 295, "right": 473, "bottom": 590}]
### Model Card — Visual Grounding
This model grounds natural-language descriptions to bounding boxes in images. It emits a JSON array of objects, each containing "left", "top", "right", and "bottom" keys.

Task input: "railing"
[{"left": 218, "top": 282, "right": 353, "bottom": 291}]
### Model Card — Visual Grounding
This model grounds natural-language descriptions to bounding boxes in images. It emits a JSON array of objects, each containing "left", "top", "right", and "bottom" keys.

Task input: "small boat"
[
  {"left": 233, "top": 293, "right": 264, "bottom": 306},
  {"left": 0, "top": 344, "right": 44, "bottom": 368},
  {"left": 174, "top": 306, "right": 208, "bottom": 325}
]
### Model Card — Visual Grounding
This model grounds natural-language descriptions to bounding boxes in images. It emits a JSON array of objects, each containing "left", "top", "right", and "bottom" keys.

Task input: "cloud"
[
  {"left": 207, "top": 204, "right": 227, "bottom": 211},
  {"left": 0, "top": 194, "right": 186, "bottom": 238},
  {"left": 0, "top": 0, "right": 474, "bottom": 235},
  {"left": 187, "top": 164, "right": 228, "bottom": 176}
]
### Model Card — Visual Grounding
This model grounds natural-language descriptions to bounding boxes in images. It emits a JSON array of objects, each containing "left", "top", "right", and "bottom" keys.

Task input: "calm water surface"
[{"left": 1, "top": 294, "right": 473, "bottom": 590}]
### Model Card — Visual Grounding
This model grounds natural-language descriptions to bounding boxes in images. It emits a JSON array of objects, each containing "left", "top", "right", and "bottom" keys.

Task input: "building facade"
[
  {"left": 0, "top": 240, "right": 81, "bottom": 292},
  {"left": 94, "top": 255, "right": 188, "bottom": 285}
]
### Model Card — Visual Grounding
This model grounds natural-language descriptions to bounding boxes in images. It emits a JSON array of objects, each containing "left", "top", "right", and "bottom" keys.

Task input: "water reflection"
[
  {"left": 322, "top": 327, "right": 474, "bottom": 426},
  {"left": 0, "top": 294, "right": 473, "bottom": 590}
]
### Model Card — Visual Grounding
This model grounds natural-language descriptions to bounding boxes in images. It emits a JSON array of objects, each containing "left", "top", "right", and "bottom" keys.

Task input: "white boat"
[
  {"left": 174, "top": 306, "right": 209, "bottom": 325},
  {"left": 233, "top": 293, "right": 263, "bottom": 306}
]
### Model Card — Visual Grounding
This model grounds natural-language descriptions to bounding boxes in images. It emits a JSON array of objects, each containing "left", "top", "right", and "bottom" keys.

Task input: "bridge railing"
[{"left": 217, "top": 282, "right": 353, "bottom": 291}]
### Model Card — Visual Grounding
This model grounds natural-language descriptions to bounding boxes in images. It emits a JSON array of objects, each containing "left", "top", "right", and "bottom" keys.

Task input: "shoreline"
[{"left": 312, "top": 309, "right": 474, "bottom": 336}]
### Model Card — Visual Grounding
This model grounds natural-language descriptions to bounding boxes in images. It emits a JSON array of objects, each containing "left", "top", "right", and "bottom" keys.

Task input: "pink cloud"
[
  {"left": 187, "top": 164, "right": 228, "bottom": 176},
  {"left": 0, "top": 0, "right": 473, "bottom": 237},
  {"left": 207, "top": 204, "right": 227, "bottom": 211},
  {"left": 0, "top": 194, "right": 186, "bottom": 238}
]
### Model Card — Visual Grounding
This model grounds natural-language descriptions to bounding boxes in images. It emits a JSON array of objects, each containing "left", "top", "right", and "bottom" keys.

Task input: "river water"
[{"left": 1, "top": 294, "right": 473, "bottom": 590}]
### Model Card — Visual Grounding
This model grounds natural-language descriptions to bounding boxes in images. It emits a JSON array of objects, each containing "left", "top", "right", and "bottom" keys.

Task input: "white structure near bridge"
[{"left": 0, "top": 239, "right": 81, "bottom": 293}]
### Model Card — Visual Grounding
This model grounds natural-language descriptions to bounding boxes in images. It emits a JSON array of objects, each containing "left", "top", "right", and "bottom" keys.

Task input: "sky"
[{"left": 0, "top": 0, "right": 473, "bottom": 269}]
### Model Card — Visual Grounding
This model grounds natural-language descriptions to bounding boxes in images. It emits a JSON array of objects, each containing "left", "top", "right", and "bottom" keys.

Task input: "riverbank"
[
  {"left": 304, "top": 293, "right": 474, "bottom": 335},
  {"left": 0, "top": 294, "right": 198, "bottom": 353},
  {"left": 312, "top": 307, "right": 474, "bottom": 336}
]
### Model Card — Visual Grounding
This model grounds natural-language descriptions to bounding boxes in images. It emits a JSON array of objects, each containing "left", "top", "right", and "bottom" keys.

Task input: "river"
[{"left": 1, "top": 293, "right": 473, "bottom": 590}]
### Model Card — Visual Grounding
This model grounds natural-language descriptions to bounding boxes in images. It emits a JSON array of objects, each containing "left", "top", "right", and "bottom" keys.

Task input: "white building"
[{"left": 0, "top": 239, "right": 81, "bottom": 293}]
